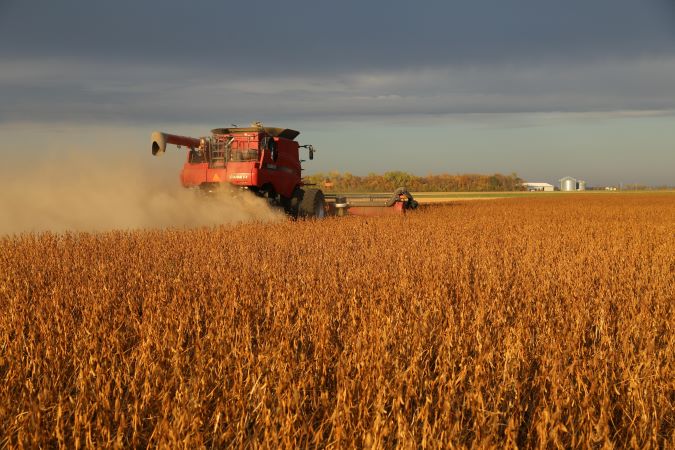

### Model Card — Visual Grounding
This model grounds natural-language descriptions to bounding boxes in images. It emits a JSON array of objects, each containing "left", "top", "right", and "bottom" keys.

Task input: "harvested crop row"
[{"left": 0, "top": 194, "right": 673, "bottom": 447}]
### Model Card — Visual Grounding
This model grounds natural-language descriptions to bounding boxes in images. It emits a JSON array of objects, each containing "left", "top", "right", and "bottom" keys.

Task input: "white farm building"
[{"left": 522, "top": 182, "right": 554, "bottom": 192}]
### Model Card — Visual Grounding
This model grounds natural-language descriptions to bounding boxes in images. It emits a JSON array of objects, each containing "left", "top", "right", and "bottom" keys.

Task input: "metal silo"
[
  {"left": 559, "top": 177, "right": 576, "bottom": 192},
  {"left": 577, "top": 180, "right": 586, "bottom": 191}
]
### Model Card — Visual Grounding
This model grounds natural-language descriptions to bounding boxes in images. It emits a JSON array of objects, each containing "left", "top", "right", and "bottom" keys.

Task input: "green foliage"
[{"left": 305, "top": 171, "right": 526, "bottom": 192}]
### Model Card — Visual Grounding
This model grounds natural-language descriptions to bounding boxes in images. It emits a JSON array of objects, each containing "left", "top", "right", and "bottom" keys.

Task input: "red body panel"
[
  {"left": 225, "top": 162, "right": 255, "bottom": 186},
  {"left": 180, "top": 162, "right": 208, "bottom": 187},
  {"left": 178, "top": 131, "right": 300, "bottom": 198},
  {"left": 207, "top": 168, "right": 228, "bottom": 184},
  {"left": 255, "top": 139, "right": 301, "bottom": 198}
]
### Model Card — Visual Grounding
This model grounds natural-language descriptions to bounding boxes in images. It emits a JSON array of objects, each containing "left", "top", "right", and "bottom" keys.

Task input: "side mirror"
[{"left": 300, "top": 144, "right": 316, "bottom": 160}]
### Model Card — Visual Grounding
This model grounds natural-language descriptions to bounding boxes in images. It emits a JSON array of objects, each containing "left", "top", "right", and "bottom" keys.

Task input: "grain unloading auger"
[{"left": 150, "top": 122, "right": 418, "bottom": 218}]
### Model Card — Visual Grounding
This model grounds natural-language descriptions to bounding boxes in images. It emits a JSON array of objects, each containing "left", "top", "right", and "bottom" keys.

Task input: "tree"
[
  {"left": 304, "top": 171, "right": 525, "bottom": 192},
  {"left": 383, "top": 171, "right": 414, "bottom": 189}
]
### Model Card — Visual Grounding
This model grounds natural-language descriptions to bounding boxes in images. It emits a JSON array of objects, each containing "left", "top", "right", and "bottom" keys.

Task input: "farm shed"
[{"left": 522, "top": 182, "right": 554, "bottom": 192}]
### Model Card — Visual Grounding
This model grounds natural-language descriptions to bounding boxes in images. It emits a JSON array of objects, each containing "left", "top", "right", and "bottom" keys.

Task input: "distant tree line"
[{"left": 304, "top": 171, "right": 526, "bottom": 192}]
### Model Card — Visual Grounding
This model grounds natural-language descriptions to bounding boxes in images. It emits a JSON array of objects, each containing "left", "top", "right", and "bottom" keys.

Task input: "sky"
[{"left": 1, "top": 0, "right": 674, "bottom": 186}]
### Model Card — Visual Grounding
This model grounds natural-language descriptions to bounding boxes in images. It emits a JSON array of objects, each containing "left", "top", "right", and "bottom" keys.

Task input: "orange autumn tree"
[{"left": 305, "top": 171, "right": 525, "bottom": 192}]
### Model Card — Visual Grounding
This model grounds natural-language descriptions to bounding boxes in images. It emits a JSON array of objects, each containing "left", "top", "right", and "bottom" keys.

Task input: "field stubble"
[{"left": 0, "top": 194, "right": 673, "bottom": 447}]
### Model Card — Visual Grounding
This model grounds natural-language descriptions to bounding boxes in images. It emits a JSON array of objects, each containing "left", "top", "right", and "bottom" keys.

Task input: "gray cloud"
[
  {"left": 1, "top": 57, "right": 675, "bottom": 125},
  {"left": 1, "top": 0, "right": 674, "bottom": 72},
  {"left": 1, "top": 0, "right": 674, "bottom": 126}
]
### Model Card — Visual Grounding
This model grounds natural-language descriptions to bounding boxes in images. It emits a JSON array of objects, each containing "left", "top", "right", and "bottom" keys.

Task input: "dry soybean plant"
[{"left": 0, "top": 193, "right": 673, "bottom": 448}]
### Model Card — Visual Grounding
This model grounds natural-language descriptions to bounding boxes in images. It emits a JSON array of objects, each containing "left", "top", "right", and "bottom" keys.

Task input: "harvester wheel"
[
  {"left": 282, "top": 188, "right": 301, "bottom": 218},
  {"left": 298, "top": 188, "right": 326, "bottom": 219}
]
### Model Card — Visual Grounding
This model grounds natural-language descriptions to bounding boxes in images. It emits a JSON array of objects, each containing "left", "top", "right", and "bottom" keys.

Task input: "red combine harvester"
[{"left": 150, "top": 122, "right": 417, "bottom": 217}]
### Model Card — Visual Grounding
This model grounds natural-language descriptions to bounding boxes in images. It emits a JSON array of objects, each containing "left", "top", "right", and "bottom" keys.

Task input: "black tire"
[
  {"left": 298, "top": 188, "right": 326, "bottom": 219},
  {"left": 281, "top": 187, "right": 301, "bottom": 218}
]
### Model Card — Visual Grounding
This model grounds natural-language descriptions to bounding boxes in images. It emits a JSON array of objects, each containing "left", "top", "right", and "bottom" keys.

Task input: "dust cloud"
[{"left": 0, "top": 154, "right": 283, "bottom": 234}]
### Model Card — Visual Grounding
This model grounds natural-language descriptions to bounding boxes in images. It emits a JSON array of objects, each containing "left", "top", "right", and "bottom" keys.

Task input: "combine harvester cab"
[{"left": 150, "top": 122, "right": 417, "bottom": 218}]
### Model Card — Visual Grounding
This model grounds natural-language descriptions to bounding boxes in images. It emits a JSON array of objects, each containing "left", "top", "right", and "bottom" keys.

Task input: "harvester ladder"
[{"left": 209, "top": 138, "right": 229, "bottom": 169}]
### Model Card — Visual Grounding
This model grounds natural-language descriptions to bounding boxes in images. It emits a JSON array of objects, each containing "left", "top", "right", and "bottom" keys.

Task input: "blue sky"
[{"left": 1, "top": 0, "right": 674, "bottom": 186}]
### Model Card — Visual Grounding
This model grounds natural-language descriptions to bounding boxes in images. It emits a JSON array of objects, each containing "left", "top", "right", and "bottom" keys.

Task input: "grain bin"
[
  {"left": 577, "top": 180, "right": 586, "bottom": 191},
  {"left": 559, "top": 176, "right": 577, "bottom": 192}
]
